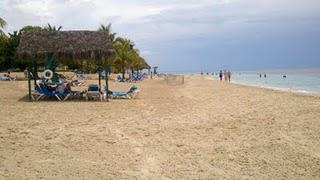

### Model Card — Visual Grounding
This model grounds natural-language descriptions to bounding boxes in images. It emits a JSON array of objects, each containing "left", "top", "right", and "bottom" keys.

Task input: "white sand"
[{"left": 0, "top": 75, "right": 319, "bottom": 179}]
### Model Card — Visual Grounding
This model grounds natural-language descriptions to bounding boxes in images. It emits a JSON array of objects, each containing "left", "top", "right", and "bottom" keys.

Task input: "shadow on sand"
[
  {"left": 18, "top": 95, "right": 30, "bottom": 102},
  {"left": 17, "top": 95, "right": 133, "bottom": 102}
]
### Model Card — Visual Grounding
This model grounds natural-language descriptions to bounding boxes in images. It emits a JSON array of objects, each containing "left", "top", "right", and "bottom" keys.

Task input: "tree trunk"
[
  {"left": 131, "top": 69, "right": 134, "bottom": 81},
  {"left": 122, "top": 70, "right": 125, "bottom": 80}
]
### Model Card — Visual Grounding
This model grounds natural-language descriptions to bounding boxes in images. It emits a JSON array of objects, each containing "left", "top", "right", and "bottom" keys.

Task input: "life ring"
[{"left": 43, "top": 69, "right": 53, "bottom": 80}]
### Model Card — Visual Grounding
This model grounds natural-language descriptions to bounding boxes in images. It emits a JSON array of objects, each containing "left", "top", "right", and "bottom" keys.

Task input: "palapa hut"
[
  {"left": 17, "top": 31, "right": 114, "bottom": 62},
  {"left": 140, "top": 59, "right": 151, "bottom": 70},
  {"left": 16, "top": 30, "right": 115, "bottom": 101}
]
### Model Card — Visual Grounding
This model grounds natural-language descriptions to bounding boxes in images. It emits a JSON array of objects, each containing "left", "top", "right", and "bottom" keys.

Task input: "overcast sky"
[{"left": 1, "top": 0, "right": 320, "bottom": 71}]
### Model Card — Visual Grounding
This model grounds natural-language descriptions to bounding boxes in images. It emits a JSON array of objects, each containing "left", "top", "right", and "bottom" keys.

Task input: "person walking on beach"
[
  {"left": 224, "top": 70, "right": 228, "bottom": 81},
  {"left": 219, "top": 70, "right": 223, "bottom": 81},
  {"left": 227, "top": 70, "right": 231, "bottom": 82}
]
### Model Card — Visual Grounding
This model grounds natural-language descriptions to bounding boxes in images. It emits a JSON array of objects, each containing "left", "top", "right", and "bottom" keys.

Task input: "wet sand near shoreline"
[{"left": 0, "top": 75, "right": 319, "bottom": 179}]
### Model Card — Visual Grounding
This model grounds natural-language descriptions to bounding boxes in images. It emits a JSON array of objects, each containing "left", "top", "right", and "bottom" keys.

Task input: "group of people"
[
  {"left": 200, "top": 72, "right": 212, "bottom": 76},
  {"left": 219, "top": 70, "right": 232, "bottom": 82},
  {"left": 259, "top": 73, "right": 287, "bottom": 78},
  {"left": 259, "top": 74, "right": 267, "bottom": 78},
  {"left": 200, "top": 70, "right": 232, "bottom": 82}
]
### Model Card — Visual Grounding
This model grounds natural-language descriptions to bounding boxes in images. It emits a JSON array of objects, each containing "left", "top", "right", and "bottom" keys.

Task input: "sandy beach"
[{"left": 0, "top": 75, "right": 319, "bottom": 179}]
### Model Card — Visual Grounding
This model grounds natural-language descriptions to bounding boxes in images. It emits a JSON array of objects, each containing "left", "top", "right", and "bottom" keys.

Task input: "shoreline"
[
  {"left": 198, "top": 74, "right": 320, "bottom": 97},
  {"left": 230, "top": 80, "right": 320, "bottom": 97},
  {"left": 167, "top": 71, "right": 320, "bottom": 97}
]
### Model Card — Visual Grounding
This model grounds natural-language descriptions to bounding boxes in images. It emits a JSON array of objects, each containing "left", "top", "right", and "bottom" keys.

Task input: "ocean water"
[
  {"left": 164, "top": 69, "right": 320, "bottom": 95},
  {"left": 230, "top": 70, "right": 320, "bottom": 95}
]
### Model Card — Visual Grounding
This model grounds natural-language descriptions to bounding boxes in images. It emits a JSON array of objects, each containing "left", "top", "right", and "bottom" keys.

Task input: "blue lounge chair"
[
  {"left": 32, "top": 83, "right": 72, "bottom": 101},
  {"left": 108, "top": 85, "right": 140, "bottom": 99},
  {"left": 84, "top": 84, "right": 104, "bottom": 101},
  {"left": 132, "top": 73, "right": 144, "bottom": 81}
]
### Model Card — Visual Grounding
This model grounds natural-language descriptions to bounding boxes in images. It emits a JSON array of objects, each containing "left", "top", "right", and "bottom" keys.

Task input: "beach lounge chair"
[
  {"left": 114, "top": 75, "right": 128, "bottom": 82},
  {"left": 84, "top": 84, "right": 105, "bottom": 101},
  {"left": 108, "top": 85, "right": 140, "bottom": 99},
  {"left": 0, "top": 76, "right": 11, "bottom": 81},
  {"left": 31, "top": 82, "right": 72, "bottom": 101},
  {"left": 75, "top": 72, "right": 86, "bottom": 80},
  {"left": 132, "top": 73, "right": 148, "bottom": 81},
  {"left": 0, "top": 74, "right": 16, "bottom": 81}
]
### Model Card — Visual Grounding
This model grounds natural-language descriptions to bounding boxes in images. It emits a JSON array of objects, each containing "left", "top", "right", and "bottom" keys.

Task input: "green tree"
[
  {"left": 113, "top": 38, "right": 136, "bottom": 79},
  {"left": 98, "top": 23, "right": 118, "bottom": 71},
  {"left": 20, "top": 25, "right": 45, "bottom": 33},
  {"left": 0, "top": 25, "right": 47, "bottom": 71},
  {"left": 0, "top": 31, "right": 19, "bottom": 70},
  {"left": 0, "top": 36, "right": 8, "bottom": 70},
  {"left": 0, "top": 26, "right": 47, "bottom": 71},
  {"left": 6, "top": 31, "right": 21, "bottom": 69}
]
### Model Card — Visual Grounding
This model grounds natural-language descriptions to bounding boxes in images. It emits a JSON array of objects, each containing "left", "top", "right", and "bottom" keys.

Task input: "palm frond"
[
  {"left": 0, "top": 17, "right": 7, "bottom": 28},
  {"left": 0, "top": 17, "right": 7, "bottom": 35}
]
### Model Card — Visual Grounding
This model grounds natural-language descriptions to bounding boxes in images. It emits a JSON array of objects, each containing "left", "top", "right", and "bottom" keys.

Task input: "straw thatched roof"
[
  {"left": 141, "top": 59, "right": 151, "bottom": 69},
  {"left": 17, "top": 31, "right": 114, "bottom": 63}
]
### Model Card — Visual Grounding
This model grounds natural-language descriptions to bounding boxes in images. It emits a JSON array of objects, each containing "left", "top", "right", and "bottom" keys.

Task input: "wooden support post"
[
  {"left": 27, "top": 66, "right": 32, "bottom": 101},
  {"left": 32, "top": 61, "right": 37, "bottom": 86},
  {"left": 98, "top": 66, "right": 102, "bottom": 90},
  {"left": 105, "top": 65, "right": 110, "bottom": 102}
]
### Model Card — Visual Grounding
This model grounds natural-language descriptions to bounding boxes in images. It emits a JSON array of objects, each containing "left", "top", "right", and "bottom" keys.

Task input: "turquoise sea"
[
  {"left": 230, "top": 69, "right": 320, "bottom": 95},
  {"left": 165, "top": 69, "right": 320, "bottom": 96}
]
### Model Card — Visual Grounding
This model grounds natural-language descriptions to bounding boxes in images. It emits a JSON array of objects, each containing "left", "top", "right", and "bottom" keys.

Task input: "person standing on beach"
[
  {"left": 227, "top": 71, "right": 231, "bottom": 82},
  {"left": 219, "top": 70, "right": 223, "bottom": 81},
  {"left": 224, "top": 70, "right": 228, "bottom": 81}
]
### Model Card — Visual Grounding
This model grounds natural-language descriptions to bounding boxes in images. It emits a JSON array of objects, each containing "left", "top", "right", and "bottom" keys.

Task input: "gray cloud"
[
  {"left": 1, "top": 0, "right": 320, "bottom": 69},
  {"left": 2, "top": 0, "right": 319, "bottom": 37}
]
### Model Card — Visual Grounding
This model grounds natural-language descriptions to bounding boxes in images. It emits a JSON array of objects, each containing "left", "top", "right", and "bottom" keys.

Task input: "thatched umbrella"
[
  {"left": 16, "top": 30, "right": 114, "bottom": 101},
  {"left": 140, "top": 59, "right": 151, "bottom": 70},
  {"left": 17, "top": 30, "right": 114, "bottom": 63}
]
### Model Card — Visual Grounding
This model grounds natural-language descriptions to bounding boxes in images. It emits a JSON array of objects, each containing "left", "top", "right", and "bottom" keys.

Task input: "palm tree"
[
  {"left": 20, "top": 25, "right": 45, "bottom": 33},
  {"left": 129, "top": 50, "right": 150, "bottom": 77},
  {"left": 99, "top": 23, "right": 118, "bottom": 68},
  {"left": 98, "top": 24, "right": 149, "bottom": 77},
  {"left": 99, "top": 23, "right": 117, "bottom": 42},
  {"left": 113, "top": 38, "right": 136, "bottom": 79},
  {"left": 0, "top": 17, "right": 7, "bottom": 35},
  {"left": 45, "top": 23, "right": 62, "bottom": 32}
]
